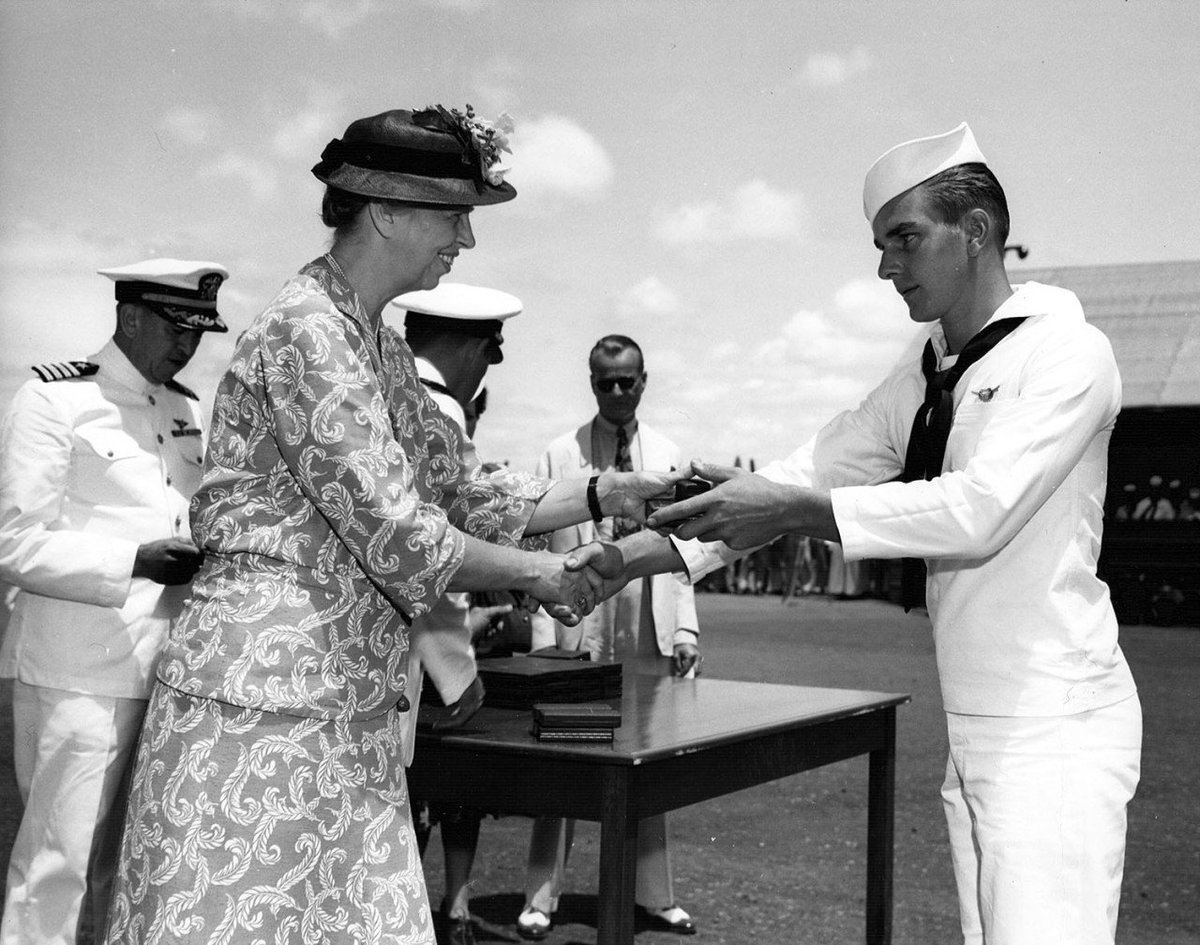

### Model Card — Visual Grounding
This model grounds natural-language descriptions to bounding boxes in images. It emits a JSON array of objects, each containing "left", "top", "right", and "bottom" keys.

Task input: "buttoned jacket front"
[{"left": 0, "top": 341, "right": 205, "bottom": 697}]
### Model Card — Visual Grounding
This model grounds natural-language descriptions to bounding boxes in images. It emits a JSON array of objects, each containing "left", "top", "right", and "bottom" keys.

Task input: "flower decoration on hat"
[{"left": 415, "top": 104, "right": 514, "bottom": 189}]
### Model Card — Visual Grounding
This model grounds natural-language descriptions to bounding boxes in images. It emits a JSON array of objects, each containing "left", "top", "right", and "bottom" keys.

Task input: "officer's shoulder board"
[
  {"left": 31, "top": 360, "right": 99, "bottom": 383},
  {"left": 165, "top": 378, "right": 199, "bottom": 401}
]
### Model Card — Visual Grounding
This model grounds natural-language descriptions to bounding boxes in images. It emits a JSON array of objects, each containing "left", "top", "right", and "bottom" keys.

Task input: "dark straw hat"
[{"left": 312, "top": 105, "right": 516, "bottom": 206}]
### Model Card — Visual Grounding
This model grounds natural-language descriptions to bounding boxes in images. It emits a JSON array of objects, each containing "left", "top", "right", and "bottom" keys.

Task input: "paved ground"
[{"left": 2, "top": 593, "right": 1197, "bottom": 943}]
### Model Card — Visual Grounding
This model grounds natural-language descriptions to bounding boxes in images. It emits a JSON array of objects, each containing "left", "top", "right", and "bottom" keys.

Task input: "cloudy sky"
[{"left": 2, "top": 0, "right": 1198, "bottom": 472}]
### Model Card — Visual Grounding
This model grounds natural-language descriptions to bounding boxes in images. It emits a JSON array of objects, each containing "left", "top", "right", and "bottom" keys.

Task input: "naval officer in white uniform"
[{"left": 0, "top": 258, "right": 228, "bottom": 944}]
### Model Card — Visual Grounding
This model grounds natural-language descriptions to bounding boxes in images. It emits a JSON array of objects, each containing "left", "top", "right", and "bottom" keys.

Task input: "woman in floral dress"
[{"left": 103, "top": 106, "right": 674, "bottom": 945}]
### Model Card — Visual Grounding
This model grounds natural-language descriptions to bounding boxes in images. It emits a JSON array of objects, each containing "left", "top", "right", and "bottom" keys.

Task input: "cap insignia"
[{"left": 198, "top": 272, "right": 224, "bottom": 301}]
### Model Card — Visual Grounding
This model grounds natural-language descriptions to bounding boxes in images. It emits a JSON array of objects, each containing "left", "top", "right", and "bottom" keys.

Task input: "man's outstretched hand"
[{"left": 647, "top": 460, "right": 838, "bottom": 548}]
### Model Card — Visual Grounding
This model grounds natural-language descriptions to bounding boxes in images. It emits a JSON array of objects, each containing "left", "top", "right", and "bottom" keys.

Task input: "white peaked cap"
[
  {"left": 391, "top": 283, "right": 522, "bottom": 321},
  {"left": 97, "top": 258, "right": 229, "bottom": 332},
  {"left": 97, "top": 258, "right": 229, "bottom": 289},
  {"left": 862, "top": 122, "right": 987, "bottom": 223}
]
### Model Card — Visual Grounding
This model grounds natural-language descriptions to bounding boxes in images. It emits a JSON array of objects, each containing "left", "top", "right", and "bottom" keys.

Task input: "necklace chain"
[{"left": 324, "top": 252, "right": 347, "bottom": 281}]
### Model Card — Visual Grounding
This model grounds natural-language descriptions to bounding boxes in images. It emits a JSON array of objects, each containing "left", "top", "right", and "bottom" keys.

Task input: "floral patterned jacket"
[{"left": 158, "top": 258, "right": 549, "bottom": 721}]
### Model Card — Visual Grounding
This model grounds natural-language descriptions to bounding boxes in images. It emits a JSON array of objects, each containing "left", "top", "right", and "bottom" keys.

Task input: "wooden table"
[{"left": 409, "top": 671, "right": 909, "bottom": 944}]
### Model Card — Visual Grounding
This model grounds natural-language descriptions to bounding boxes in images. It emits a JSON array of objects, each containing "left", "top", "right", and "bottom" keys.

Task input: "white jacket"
[{"left": 0, "top": 341, "right": 205, "bottom": 698}]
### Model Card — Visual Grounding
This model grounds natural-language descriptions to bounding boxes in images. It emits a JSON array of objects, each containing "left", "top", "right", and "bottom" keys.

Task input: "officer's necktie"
[
  {"left": 898, "top": 317, "right": 1027, "bottom": 611},
  {"left": 612, "top": 424, "right": 639, "bottom": 539}
]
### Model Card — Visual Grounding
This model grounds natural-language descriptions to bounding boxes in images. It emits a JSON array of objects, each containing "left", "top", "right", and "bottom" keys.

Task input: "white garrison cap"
[
  {"left": 391, "top": 283, "right": 522, "bottom": 321},
  {"left": 97, "top": 258, "right": 229, "bottom": 332},
  {"left": 862, "top": 122, "right": 987, "bottom": 224}
]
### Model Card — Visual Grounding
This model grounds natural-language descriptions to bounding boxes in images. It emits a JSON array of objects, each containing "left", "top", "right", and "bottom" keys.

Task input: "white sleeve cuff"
[
  {"left": 829, "top": 487, "right": 872, "bottom": 562},
  {"left": 668, "top": 535, "right": 740, "bottom": 583},
  {"left": 101, "top": 538, "right": 140, "bottom": 606}
]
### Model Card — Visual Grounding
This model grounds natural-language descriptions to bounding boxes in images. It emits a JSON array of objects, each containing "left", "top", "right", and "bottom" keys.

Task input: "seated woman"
[{"left": 102, "top": 105, "right": 678, "bottom": 945}]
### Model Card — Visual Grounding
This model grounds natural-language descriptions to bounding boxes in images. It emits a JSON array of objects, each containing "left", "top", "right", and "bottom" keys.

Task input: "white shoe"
[
  {"left": 516, "top": 905, "right": 552, "bottom": 940},
  {"left": 639, "top": 903, "right": 697, "bottom": 934}
]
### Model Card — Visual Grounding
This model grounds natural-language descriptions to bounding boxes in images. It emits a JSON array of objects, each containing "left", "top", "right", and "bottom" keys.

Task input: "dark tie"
[
  {"left": 614, "top": 425, "right": 632, "bottom": 471},
  {"left": 899, "top": 317, "right": 1027, "bottom": 611},
  {"left": 612, "top": 424, "right": 639, "bottom": 538}
]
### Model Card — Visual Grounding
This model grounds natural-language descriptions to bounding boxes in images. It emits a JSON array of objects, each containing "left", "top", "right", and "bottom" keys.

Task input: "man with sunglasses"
[{"left": 516, "top": 334, "right": 699, "bottom": 939}]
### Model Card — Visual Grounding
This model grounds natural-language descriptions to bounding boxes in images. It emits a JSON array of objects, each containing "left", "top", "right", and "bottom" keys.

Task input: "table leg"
[
  {"left": 866, "top": 708, "right": 896, "bottom": 945},
  {"left": 597, "top": 767, "right": 638, "bottom": 945}
]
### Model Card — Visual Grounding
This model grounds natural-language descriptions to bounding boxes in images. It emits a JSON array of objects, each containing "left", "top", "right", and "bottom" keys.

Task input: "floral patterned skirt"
[{"left": 104, "top": 681, "right": 434, "bottom": 945}]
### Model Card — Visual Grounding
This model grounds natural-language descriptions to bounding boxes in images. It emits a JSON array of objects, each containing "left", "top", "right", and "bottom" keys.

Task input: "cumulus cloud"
[
  {"left": 654, "top": 203, "right": 718, "bottom": 242},
  {"left": 159, "top": 107, "right": 221, "bottom": 146},
  {"left": 588, "top": 278, "right": 914, "bottom": 464},
  {"left": 298, "top": 0, "right": 373, "bottom": 36},
  {"left": 616, "top": 276, "right": 681, "bottom": 320},
  {"left": 0, "top": 220, "right": 124, "bottom": 272},
  {"left": 799, "top": 45, "right": 873, "bottom": 87},
  {"left": 659, "top": 277, "right": 920, "bottom": 458},
  {"left": 0, "top": 223, "right": 129, "bottom": 409},
  {"left": 419, "top": 0, "right": 490, "bottom": 11},
  {"left": 758, "top": 277, "right": 914, "bottom": 374},
  {"left": 654, "top": 180, "right": 804, "bottom": 244},
  {"left": 272, "top": 103, "right": 341, "bottom": 162},
  {"left": 204, "top": 153, "right": 280, "bottom": 201},
  {"left": 228, "top": 0, "right": 372, "bottom": 37},
  {"left": 672, "top": 373, "right": 735, "bottom": 407},
  {"left": 506, "top": 115, "right": 614, "bottom": 203},
  {"left": 728, "top": 180, "right": 804, "bottom": 239},
  {"left": 468, "top": 58, "right": 523, "bottom": 113},
  {"left": 647, "top": 345, "right": 687, "bottom": 377}
]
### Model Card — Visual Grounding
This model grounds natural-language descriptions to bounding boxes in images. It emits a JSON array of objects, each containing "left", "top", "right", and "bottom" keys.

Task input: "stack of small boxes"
[
  {"left": 532, "top": 702, "right": 622, "bottom": 742},
  {"left": 477, "top": 655, "right": 622, "bottom": 709}
]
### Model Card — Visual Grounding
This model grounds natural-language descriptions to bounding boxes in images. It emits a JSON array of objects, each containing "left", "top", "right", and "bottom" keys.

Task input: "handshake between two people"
[
  {"left": 438, "top": 462, "right": 813, "bottom": 729},
  {"left": 526, "top": 459, "right": 811, "bottom": 626},
  {"left": 526, "top": 458, "right": 837, "bottom": 626},
  {"left": 515, "top": 462, "right": 699, "bottom": 626}
]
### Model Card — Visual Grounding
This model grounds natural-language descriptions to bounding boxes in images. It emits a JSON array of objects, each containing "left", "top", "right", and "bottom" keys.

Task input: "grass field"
[{"left": 2, "top": 593, "right": 1197, "bottom": 943}]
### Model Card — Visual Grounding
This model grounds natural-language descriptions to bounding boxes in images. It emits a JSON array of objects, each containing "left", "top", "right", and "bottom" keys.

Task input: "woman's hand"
[
  {"left": 596, "top": 465, "right": 693, "bottom": 524},
  {"left": 525, "top": 543, "right": 627, "bottom": 625},
  {"left": 523, "top": 551, "right": 601, "bottom": 626},
  {"left": 565, "top": 540, "right": 628, "bottom": 602}
]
